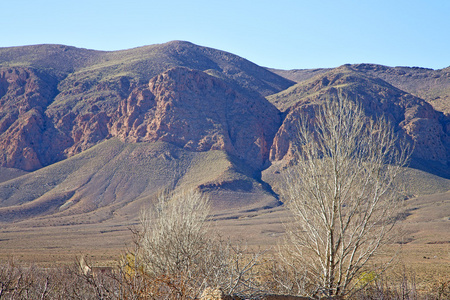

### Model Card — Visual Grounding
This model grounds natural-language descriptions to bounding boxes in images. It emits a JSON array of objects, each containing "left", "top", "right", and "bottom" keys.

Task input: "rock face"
[
  {"left": 109, "top": 67, "right": 281, "bottom": 169},
  {"left": 0, "top": 66, "right": 281, "bottom": 171},
  {"left": 0, "top": 68, "right": 57, "bottom": 170},
  {"left": 0, "top": 41, "right": 292, "bottom": 172},
  {"left": 268, "top": 67, "right": 450, "bottom": 164}
]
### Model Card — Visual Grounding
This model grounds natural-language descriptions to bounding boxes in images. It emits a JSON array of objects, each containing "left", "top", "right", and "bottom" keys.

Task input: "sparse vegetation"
[
  {"left": 123, "top": 189, "right": 266, "bottom": 299},
  {"left": 0, "top": 250, "right": 448, "bottom": 299}
]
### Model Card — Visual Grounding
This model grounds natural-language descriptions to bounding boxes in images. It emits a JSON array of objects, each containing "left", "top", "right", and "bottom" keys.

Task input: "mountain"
[
  {"left": 271, "top": 64, "right": 450, "bottom": 114},
  {"left": 264, "top": 65, "right": 450, "bottom": 189},
  {"left": 0, "top": 41, "right": 290, "bottom": 222},
  {"left": 0, "top": 139, "right": 278, "bottom": 224},
  {"left": 0, "top": 41, "right": 293, "bottom": 171},
  {"left": 0, "top": 41, "right": 450, "bottom": 227}
]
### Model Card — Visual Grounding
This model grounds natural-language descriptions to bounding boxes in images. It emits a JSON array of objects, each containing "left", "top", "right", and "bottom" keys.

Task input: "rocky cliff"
[
  {"left": 1, "top": 42, "right": 450, "bottom": 222},
  {"left": 267, "top": 66, "right": 450, "bottom": 165},
  {"left": 0, "top": 41, "right": 292, "bottom": 171},
  {"left": 109, "top": 67, "right": 281, "bottom": 169},
  {"left": 0, "top": 67, "right": 58, "bottom": 170}
]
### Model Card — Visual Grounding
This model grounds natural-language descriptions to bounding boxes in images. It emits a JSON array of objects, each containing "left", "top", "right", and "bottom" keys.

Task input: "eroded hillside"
[{"left": 1, "top": 41, "right": 450, "bottom": 225}]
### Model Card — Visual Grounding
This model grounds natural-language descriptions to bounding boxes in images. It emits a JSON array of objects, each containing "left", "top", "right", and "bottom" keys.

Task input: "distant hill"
[
  {"left": 349, "top": 64, "right": 450, "bottom": 115},
  {"left": 1, "top": 41, "right": 450, "bottom": 226},
  {"left": 267, "top": 65, "right": 450, "bottom": 168},
  {"left": 268, "top": 67, "right": 330, "bottom": 83},
  {"left": 271, "top": 64, "right": 450, "bottom": 114}
]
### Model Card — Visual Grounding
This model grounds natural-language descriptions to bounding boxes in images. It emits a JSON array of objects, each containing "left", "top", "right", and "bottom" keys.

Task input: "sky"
[{"left": 1, "top": 0, "right": 449, "bottom": 70}]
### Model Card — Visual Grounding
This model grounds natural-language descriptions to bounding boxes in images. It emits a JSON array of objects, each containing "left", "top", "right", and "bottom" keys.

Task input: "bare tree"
[
  {"left": 132, "top": 189, "right": 212, "bottom": 298},
  {"left": 280, "top": 96, "right": 410, "bottom": 299},
  {"left": 138, "top": 189, "right": 210, "bottom": 277},
  {"left": 130, "top": 189, "right": 264, "bottom": 299}
]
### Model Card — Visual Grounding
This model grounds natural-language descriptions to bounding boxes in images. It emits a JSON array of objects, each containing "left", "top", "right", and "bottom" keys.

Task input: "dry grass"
[
  {"left": 1, "top": 188, "right": 447, "bottom": 266},
  {"left": 0, "top": 189, "right": 448, "bottom": 299}
]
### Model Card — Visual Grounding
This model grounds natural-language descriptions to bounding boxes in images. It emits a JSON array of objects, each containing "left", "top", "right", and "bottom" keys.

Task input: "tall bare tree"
[{"left": 281, "top": 96, "right": 410, "bottom": 298}]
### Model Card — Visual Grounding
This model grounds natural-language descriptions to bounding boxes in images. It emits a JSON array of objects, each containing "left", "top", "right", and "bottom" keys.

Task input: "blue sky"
[{"left": 1, "top": 0, "right": 449, "bottom": 70}]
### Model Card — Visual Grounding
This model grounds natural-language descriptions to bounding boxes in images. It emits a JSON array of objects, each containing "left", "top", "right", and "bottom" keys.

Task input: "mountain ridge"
[
  {"left": 267, "top": 65, "right": 450, "bottom": 167},
  {"left": 1, "top": 41, "right": 450, "bottom": 226},
  {"left": 270, "top": 63, "right": 450, "bottom": 114}
]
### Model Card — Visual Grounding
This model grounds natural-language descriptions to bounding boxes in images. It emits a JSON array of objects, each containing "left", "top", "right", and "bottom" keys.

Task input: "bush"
[{"left": 125, "top": 189, "right": 265, "bottom": 299}]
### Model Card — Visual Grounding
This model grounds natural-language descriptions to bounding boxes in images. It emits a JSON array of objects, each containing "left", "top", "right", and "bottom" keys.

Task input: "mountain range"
[{"left": 1, "top": 40, "right": 450, "bottom": 227}]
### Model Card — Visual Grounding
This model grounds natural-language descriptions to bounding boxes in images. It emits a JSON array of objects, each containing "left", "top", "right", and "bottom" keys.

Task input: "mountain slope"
[
  {"left": 266, "top": 65, "right": 450, "bottom": 168},
  {"left": 0, "top": 138, "right": 278, "bottom": 225},
  {"left": 349, "top": 64, "right": 450, "bottom": 114},
  {"left": 0, "top": 41, "right": 292, "bottom": 171},
  {"left": 0, "top": 44, "right": 102, "bottom": 76}
]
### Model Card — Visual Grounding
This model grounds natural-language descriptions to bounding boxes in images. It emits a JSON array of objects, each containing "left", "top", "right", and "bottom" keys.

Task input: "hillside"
[
  {"left": 0, "top": 138, "right": 277, "bottom": 226},
  {"left": 271, "top": 64, "right": 450, "bottom": 114},
  {"left": 264, "top": 65, "right": 450, "bottom": 188},
  {"left": 0, "top": 41, "right": 449, "bottom": 234},
  {"left": 0, "top": 41, "right": 292, "bottom": 171}
]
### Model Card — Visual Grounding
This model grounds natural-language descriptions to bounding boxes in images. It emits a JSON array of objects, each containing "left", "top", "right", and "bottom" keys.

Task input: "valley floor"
[{"left": 0, "top": 193, "right": 448, "bottom": 286}]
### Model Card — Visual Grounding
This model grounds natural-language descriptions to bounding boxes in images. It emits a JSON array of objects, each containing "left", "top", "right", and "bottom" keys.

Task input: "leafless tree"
[
  {"left": 131, "top": 189, "right": 264, "bottom": 299},
  {"left": 138, "top": 189, "right": 210, "bottom": 277},
  {"left": 280, "top": 96, "right": 410, "bottom": 299}
]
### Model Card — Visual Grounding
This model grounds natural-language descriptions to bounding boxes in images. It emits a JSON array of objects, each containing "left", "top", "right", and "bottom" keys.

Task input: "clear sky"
[{"left": 1, "top": 0, "right": 449, "bottom": 70}]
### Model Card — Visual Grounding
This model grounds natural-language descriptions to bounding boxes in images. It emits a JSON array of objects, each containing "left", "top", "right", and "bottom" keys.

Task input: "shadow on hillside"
[{"left": 409, "top": 158, "right": 450, "bottom": 179}]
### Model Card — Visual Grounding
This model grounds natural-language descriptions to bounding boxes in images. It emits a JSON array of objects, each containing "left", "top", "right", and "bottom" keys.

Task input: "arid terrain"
[{"left": 0, "top": 41, "right": 449, "bottom": 289}]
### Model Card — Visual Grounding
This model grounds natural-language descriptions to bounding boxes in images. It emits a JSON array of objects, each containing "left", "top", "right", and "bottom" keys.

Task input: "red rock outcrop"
[
  {"left": 0, "top": 66, "right": 282, "bottom": 171},
  {"left": 0, "top": 68, "right": 57, "bottom": 170},
  {"left": 64, "top": 111, "right": 110, "bottom": 157},
  {"left": 110, "top": 67, "right": 281, "bottom": 169},
  {"left": 269, "top": 68, "right": 450, "bottom": 164}
]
